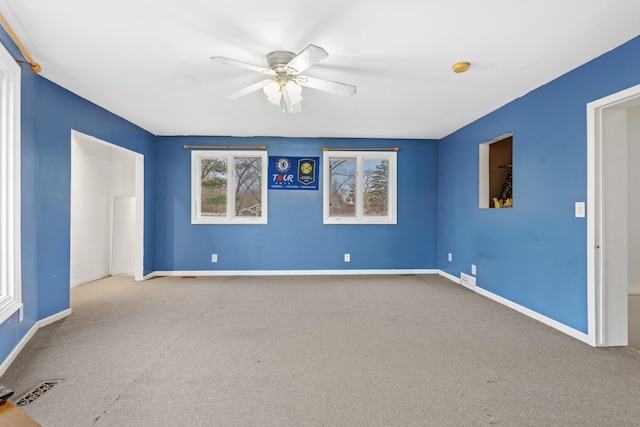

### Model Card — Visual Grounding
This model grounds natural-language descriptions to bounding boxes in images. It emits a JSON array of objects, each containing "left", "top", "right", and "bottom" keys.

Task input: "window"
[
  {"left": 323, "top": 150, "right": 397, "bottom": 224},
  {"left": 0, "top": 42, "right": 22, "bottom": 324},
  {"left": 191, "top": 150, "right": 268, "bottom": 224}
]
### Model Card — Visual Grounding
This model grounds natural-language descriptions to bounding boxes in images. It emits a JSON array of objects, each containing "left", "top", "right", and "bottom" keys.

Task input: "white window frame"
[
  {"left": 191, "top": 150, "right": 268, "bottom": 224},
  {"left": 0, "top": 42, "right": 22, "bottom": 324},
  {"left": 323, "top": 150, "right": 397, "bottom": 224}
]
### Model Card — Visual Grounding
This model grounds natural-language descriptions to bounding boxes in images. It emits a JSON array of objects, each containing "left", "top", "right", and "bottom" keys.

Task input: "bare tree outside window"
[
  {"left": 200, "top": 158, "right": 227, "bottom": 216},
  {"left": 329, "top": 158, "right": 356, "bottom": 216},
  {"left": 193, "top": 151, "right": 268, "bottom": 224},
  {"left": 235, "top": 157, "right": 262, "bottom": 217},
  {"left": 323, "top": 150, "right": 396, "bottom": 224}
]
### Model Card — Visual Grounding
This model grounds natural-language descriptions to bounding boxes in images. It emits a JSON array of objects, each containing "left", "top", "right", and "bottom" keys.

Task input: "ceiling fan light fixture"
[
  {"left": 212, "top": 44, "right": 356, "bottom": 112},
  {"left": 263, "top": 79, "right": 304, "bottom": 107},
  {"left": 285, "top": 80, "right": 303, "bottom": 105},
  {"left": 263, "top": 80, "right": 282, "bottom": 105}
]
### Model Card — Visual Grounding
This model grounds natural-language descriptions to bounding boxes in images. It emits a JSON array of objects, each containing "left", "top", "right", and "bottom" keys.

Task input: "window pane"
[
  {"left": 235, "top": 157, "right": 262, "bottom": 217},
  {"left": 200, "top": 158, "right": 227, "bottom": 216},
  {"left": 363, "top": 159, "right": 389, "bottom": 217},
  {"left": 329, "top": 158, "right": 356, "bottom": 217}
]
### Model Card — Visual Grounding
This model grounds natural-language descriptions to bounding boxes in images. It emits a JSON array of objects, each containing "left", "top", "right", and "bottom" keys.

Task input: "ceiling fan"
[{"left": 211, "top": 44, "right": 356, "bottom": 114}]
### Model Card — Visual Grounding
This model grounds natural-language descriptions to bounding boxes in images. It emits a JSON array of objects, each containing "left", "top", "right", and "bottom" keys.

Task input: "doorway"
[
  {"left": 70, "top": 130, "right": 144, "bottom": 287},
  {"left": 587, "top": 83, "right": 640, "bottom": 347}
]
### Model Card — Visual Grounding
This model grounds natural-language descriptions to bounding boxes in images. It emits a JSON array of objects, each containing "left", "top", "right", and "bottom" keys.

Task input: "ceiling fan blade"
[
  {"left": 295, "top": 75, "right": 357, "bottom": 97},
  {"left": 211, "top": 56, "right": 276, "bottom": 76},
  {"left": 224, "top": 79, "right": 273, "bottom": 101},
  {"left": 285, "top": 44, "right": 329, "bottom": 75}
]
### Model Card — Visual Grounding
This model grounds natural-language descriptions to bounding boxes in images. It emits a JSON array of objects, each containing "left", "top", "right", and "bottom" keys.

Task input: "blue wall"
[
  {"left": 154, "top": 136, "right": 439, "bottom": 271},
  {"left": 438, "top": 35, "right": 640, "bottom": 333},
  {"left": 2, "top": 21, "right": 640, "bottom": 368},
  {"left": 0, "top": 29, "right": 156, "bottom": 363}
]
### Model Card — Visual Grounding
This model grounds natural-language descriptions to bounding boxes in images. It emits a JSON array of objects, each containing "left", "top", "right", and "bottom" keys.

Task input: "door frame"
[
  {"left": 587, "top": 83, "right": 640, "bottom": 346},
  {"left": 70, "top": 130, "right": 145, "bottom": 282}
]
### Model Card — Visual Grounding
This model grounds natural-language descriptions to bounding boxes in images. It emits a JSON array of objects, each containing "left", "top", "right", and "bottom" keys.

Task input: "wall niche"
[{"left": 479, "top": 133, "right": 513, "bottom": 209}]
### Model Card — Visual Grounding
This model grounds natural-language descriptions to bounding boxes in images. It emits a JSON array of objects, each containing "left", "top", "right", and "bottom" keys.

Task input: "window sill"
[
  {"left": 192, "top": 217, "right": 268, "bottom": 225},
  {"left": 324, "top": 217, "right": 396, "bottom": 225},
  {"left": 0, "top": 300, "right": 23, "bottom": 325}
]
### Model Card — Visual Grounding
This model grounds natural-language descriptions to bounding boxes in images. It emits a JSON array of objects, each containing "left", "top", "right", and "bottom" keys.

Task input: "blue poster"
[{"left": 268, "top": 156, "right": 319, "bottom": 190}]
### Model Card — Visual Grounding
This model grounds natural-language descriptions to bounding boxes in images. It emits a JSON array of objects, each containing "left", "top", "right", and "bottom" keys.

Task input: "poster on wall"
[{"left": 268, "top": 156, "right": 319, "bottom": 190}]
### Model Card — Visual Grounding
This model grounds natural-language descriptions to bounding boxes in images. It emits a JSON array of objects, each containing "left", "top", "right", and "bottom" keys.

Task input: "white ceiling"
[{"left": 1, "top": 1, "right": 639, "bottom": 139}]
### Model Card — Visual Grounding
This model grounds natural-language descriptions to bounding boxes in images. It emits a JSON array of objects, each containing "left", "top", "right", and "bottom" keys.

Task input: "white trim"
[
  {"left": 437, "top": 269, "right": 461, "bottom": 284},
  {"left": 439, "top": 270, "right": 591, "bottom": 345},
  {"left": 0, "top": 309, "right": 71, "bottom": 377},
  {"left": 70, "top": 130, "right": 145, "bottom": 284},
  {"left": 473, "top": 285, "right": 591, "bottom": 345},
  {"left": 191, "top": 150, "right": 268, "bottom": 224},
  {"left": 142, "top": 271, "right": 157, "bottom": 281},
  {"left": 586, "top": 101, "right": 598, "bottom": 346},
  {"left": 0, "top": 302, "right": 22, "bottom": 325},
  {"left": 478, "top": 132, "right": 513, "bottom": 209},
  {"left": 148, "top": 268, "right": 591, "bottom": 344},
  {"left": 323, "top": 150, "right": 397, "bottom": 225},
  {"left": 586, "top": 83, "right": 640, "bottom": 347},
  {"left": 1, "top": 268, "right": 595, "bottom": 375},
  {"left": 151, "top": 269, "right": 437, "bottom": 278},
  {"left": 478, "top": 143, "right": 489, "bottom": 208},
  {"left": 134, "top": 155, "right": 144, "bottom": 281},
  {"left": 0, "top": 40, "right": 22, "bottom": 325}
]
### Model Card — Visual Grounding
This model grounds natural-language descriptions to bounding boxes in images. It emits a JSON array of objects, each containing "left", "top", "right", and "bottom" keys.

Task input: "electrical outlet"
[
  {"left": 344, "top": 253, "right": 350, "bottom": 262},
  {"left": 211, "top": 254, "right": 218, "bottom": 263},
  {"left": 575, "top": 201, "right": 585, "bottom": 218},
  {"left": 448, "top": 253, "right": 452, "bottom": 262},
  {"left": 471, "top": 264, "right": 476, "bottom": 275}
]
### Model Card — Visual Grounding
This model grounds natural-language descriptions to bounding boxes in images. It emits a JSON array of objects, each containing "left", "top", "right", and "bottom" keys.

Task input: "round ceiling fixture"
[{"left": 452, "top": 62, "right": 470, "bottom": 73}]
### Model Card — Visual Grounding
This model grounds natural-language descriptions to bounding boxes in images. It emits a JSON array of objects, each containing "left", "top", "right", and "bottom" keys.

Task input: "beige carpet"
[{"left": 2, "top": 274, "right": 640, "bottom": 426}]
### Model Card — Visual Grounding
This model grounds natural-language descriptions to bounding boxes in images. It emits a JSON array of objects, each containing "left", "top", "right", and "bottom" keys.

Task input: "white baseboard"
[
  {"left": 437, "top": 269, "right": 592, "bottom": 346},
  {"left": 437, "top": 270, "right": 461, "bottom": 284},
  {"left": 0, "top": 308, "right": 72, "bottom": 377},
  {"left": 150, "top": 269, "right": 438, "bottom": 278},
  {"left": 2, "top": 269, "right": 593, "bottom": 377},
  {"left": 142, "top": 271, "right": 157, "bottom": 281}
]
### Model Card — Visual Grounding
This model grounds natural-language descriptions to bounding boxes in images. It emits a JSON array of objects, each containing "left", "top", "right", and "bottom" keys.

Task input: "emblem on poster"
[
  {"left": 269, "top": 156, "right": 319, "bottom": 190},
  {"left": 298, "top": 159, "right": 316, "bottom": 185},
  {"left": 275, "top": 157, "right": 291, "bottom": 173}
]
